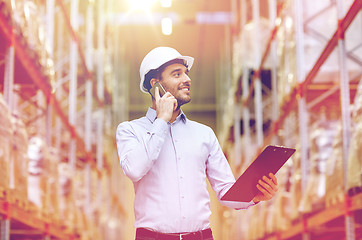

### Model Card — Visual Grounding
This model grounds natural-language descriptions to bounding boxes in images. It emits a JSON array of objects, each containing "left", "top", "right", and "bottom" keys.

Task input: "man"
[{"left": 116, "top": 47, "right": 278, "bottom": 240}]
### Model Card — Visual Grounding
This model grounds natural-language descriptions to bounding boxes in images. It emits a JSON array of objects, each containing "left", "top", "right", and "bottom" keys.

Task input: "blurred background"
[{"left": 0, "top": 0, "right": 361, "bottom": 239}]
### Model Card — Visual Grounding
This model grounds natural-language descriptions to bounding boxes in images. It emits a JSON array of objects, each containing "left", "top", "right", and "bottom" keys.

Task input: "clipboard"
[{"left": 221, "top": 145, "right": 296, "bottom": 202}]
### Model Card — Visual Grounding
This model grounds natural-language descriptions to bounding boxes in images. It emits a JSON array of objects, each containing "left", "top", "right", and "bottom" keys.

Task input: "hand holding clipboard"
[{"left": 221, "top": 145, "right": 296, "bottom": 202}]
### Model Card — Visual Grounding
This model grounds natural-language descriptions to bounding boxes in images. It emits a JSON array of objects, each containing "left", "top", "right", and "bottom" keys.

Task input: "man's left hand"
[{"left": 252, "top": 173, "right": 278, "bottom": 203}]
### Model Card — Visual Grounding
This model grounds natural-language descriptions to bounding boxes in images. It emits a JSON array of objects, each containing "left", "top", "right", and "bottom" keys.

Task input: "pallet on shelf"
[
  {"left": 0, "top": 94, "right": 12, "bottom": 201},
  {"left": 8, "top": 189, "right": 28, "bottom": 212},
  {"left": 0, "top": 157, "right": 9, "bottom": 200}
]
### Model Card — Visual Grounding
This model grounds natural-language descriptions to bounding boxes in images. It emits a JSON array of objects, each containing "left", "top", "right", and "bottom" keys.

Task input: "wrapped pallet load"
[
  {"left": 0, "top": 94, "right": 12, "bottom": 198},
  {"left": 289, "top": 144, "right": 302, "bottom": 221},
  {"left": 325, "top": 122, "right": 344, "bottom": 207},
  {"left": 347, "top": 78, "right": 362, "bottom": 195},
  {"left": 58, "top": 161, "right": 74, "bottom": 231},
  {"left": 90, "top": 167, "right": 111, "bottom": 238},
  {"left": 74, "top": 166, "right": 88, "bottom": 233},
  {"left": 27, "top": 136, "right": 49, "bottom": 215},
  {"left": 10, "top": 114, "right": 29, "bottom": 208},
  {"left": 90, "top": 168, "right": 106, "bottom": 240},
  {"left": 248, "top": 206, "right": 260, "bottom": 240},
  {"left": 261, "top": 196, "right": 274, "bottom": 235},
  {"left": 45, "top": 147, "right": 60, "bottom": 221},
  {"left": 299, "top": 116, "right": 339, "bottom": 214},
  {"left": 272, "top": 162, "right": 293, "bottom": 232}
]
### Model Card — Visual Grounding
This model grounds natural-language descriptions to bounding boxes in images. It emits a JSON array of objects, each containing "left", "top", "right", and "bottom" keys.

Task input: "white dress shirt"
[{"left": 116, "top": 108, "right": 255, "bottom": 233}]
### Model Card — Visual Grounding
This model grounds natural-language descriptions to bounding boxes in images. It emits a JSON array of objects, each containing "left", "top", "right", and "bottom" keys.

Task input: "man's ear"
[{"left": 150, "top": 78, "right": 158, "bottom": 87}]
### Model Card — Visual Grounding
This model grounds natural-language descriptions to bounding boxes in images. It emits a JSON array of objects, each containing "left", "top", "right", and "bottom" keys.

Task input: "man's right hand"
[{"left": 155, "top": 87, "right": 177, "bottom": 123}]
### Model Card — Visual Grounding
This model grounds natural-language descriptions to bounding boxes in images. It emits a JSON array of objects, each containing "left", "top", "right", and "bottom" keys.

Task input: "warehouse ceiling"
[{"left": 114, "top": 0, "right": 233, "bottom": 129}]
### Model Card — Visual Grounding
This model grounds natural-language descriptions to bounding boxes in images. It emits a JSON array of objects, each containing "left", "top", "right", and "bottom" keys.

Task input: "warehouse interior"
[{"left": 0, "top": 0, "right": 361, "bottom": 239}]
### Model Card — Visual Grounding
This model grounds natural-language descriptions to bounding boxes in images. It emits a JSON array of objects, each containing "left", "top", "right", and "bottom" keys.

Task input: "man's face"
[{"left": 159, "top": 63, "right": 191, "bottom": 107}]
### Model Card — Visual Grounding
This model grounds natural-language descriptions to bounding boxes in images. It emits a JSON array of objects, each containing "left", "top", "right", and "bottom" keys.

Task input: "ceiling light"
[
  {"left": 285, "top": 16, "right": 293, "bottom": 30},
  {"left": 161, "top": 0, "right": 172, "bottom": 8},
  {"left": 275, "top": 17, "right": 282, "bottom": 26},
  {"left": 162, "top": 17, "right": 172, "bottom": 35},
  {"left": 129, "top": 0, "right": 156, "bottom": 11}
]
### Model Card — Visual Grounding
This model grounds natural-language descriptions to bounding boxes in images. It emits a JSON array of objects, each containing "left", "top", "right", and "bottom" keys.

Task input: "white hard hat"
[{"left": 139, "top": 47, "right": 194, "bottom": 93}]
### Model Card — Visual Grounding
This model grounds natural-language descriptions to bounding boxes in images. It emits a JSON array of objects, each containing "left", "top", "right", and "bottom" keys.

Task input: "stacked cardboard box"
[
  {"left": 348, "top": 78, "right": 362, "bottom": 195},
  {"left": 0, "top": 94, "right": 12, "bottom": 199},
  {"left": 299, "top": 118, "right": 339, "bottom": 214},
  {"left": 9, "top": 114, "right": 28, "bottom": 208}
]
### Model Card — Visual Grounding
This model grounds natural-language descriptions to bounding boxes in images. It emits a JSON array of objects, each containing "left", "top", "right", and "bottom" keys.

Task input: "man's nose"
[{"left": 183, "top": 73, "right": 191, "bottom": 83}]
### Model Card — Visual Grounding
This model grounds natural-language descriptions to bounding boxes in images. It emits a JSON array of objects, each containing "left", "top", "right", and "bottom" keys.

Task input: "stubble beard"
[
  {"left": 177, "top": 97, "right": 191, "bottom": 109},
  {"left": 176, "top": 84, "right": 191, "bottom": 108}
]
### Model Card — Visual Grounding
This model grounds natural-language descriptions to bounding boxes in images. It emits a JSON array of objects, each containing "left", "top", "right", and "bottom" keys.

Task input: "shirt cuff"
[{"left": 152, "top": 118, "right": 169, "bottom": 138}]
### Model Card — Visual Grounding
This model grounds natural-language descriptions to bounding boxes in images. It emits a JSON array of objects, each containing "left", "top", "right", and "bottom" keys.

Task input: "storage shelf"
[
  {"left": 0, "top": 1, "right": 95, "bottom": 166},
  {"left": 242, "top": 0, "right": 362, "bottom": 159},
  {"left": 0, "top": 1, "right": 119, "bottom": 239},
  {"left": 222, "top": 0, "right": 362, "bottom": 239},
  {"left": 263, "top": 193, "right": 362, "bottom": 240},
  {"left": 0, "top": 199, "right": 76, "bottom": 239}
]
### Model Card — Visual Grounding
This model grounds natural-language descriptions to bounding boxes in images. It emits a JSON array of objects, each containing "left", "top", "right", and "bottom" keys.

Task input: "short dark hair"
[{"left": 143, "top": 58, "right": 188, "bottom": 92}]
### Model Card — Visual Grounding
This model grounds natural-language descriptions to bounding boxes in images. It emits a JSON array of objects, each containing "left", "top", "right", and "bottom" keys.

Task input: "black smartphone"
[{"left": 149, "top": 82, "right": 166, "bottom": 98}]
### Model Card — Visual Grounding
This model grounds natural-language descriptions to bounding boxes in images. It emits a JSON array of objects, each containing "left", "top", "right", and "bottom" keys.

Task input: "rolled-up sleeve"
[{"left": 116, "top": 118, "right": 168, "bottom": 182}]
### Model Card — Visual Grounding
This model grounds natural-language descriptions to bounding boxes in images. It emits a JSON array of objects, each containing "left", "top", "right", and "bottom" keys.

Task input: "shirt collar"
[{"left": 146, "top": 107, "right": 187, "bottom": 124}]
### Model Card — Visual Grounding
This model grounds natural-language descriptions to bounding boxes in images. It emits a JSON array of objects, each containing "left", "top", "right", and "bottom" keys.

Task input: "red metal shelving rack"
[
  {"left": 227, "top": 0, "right": 362, "bottom": 239},
  {"left": 0, "top": 0, "right": 118, "bottom": 238},
  {"left": 0, "top": 0, "right": 90, "bottom": 164},
  {"left": 239, "top": 0, "right": 362, "bottom": 158}
]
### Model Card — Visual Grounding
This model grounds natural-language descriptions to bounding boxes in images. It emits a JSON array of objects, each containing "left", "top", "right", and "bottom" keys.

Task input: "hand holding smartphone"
[
  {"left": 149, "top": 81, "right": 177, "bottom": 122},
  {"left": 149, "top": 82, "right": 166, "bottom": 99}
]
